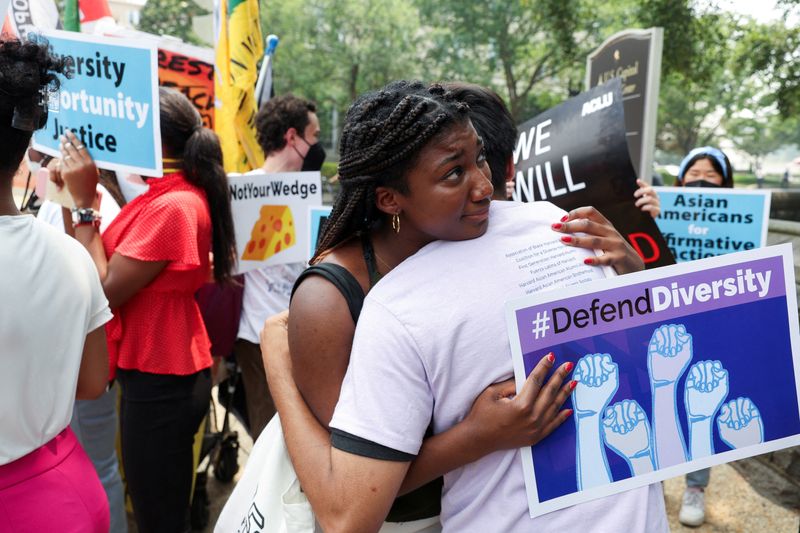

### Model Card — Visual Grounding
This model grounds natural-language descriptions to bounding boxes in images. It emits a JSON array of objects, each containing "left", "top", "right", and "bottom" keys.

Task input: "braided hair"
[{"left": 312, "top": 80, "right": 470, "bottom": 263}]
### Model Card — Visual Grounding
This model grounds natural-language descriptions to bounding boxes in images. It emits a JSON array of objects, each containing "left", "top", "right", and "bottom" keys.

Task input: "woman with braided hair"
[{"left": 248, "top": 80, "right": 653, "bottom": 532}]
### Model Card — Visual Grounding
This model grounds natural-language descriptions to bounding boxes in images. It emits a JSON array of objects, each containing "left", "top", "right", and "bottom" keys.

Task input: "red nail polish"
[
  {"left": 551, "top": 223, "right": 562, "bottom": 230},
  {"left": 561, "top": 236, "right": 572, "bottom": 243},
  {"left": 584, "top": 257, "right": 594, "bottom": 265},
  {"left": 560, "top": 215, "right": 569, "bottom": 222},
  {"left": 564, "top": 362, "right": 574, "bottom": 373},
  {"left": 546, "top": 353, "right": 555, "bottom": 363},
  {"left": 569, "top": 380, "right": 578, "bottom": 391},
  {"left": 565, "top": 409, "right": 574, "bottom": 416}
]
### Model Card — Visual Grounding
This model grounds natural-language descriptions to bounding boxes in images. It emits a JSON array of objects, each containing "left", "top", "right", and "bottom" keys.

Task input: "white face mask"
[
  {"left": 25, "top": 153, "right": 41, "bottom": 174},
  {"left": 117, "top": 172, "right": 150, "bottom": 203}
]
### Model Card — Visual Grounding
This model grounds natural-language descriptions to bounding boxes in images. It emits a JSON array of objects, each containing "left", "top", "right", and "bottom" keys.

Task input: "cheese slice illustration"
[{"left": 242, "top": 205, "right": 296, "bottom": 261}]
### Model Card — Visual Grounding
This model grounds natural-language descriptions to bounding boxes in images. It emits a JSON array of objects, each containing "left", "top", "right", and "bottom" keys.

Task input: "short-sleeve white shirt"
[
  {"left": 0, "top": 215, "right": 112, "bottom": 464},
  {"left": 330, "top": 201, "right": 668, "bottom": 533}
]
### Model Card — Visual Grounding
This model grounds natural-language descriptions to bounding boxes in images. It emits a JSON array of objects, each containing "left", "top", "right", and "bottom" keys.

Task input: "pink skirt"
[{"left": 0, "top": 427, "right": 109, "bottom": 532}]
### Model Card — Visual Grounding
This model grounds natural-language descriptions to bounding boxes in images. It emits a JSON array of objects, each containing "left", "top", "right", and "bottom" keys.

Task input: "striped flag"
[{"left": 214, "top": 0, "right": 264, "bottom": 172}]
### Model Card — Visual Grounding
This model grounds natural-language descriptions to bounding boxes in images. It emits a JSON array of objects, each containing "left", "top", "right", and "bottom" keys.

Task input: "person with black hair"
[
  {"left": 255, "top": 80, "right": 661, "bottom": 532},
  {"left": 59, "top": 87, "right": 237, "bottom": 532},
  {"left": 0, "top": 37, "right": 112, "bottom": 531},
  {"left": 443, "top": 82, "right": 517, "bottom": 200},
  {"left": 235, "top": 93, "right": 323, "bottom": 440},
  {"left": 670, "top": 145, "right": 734, "bottom": 528}
]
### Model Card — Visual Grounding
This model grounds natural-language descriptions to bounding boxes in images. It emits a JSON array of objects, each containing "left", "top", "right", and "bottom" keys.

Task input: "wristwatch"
[{"left": 71, "top": 207, "right": 102, "bottom": 229}]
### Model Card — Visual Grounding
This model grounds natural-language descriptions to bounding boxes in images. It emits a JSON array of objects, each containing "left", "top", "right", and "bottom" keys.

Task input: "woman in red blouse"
[{"left": 60, "top": 88, "right": 236, "bottom": 532}]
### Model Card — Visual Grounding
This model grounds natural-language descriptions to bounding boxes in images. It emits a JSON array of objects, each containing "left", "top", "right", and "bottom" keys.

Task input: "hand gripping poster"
[
  {"left": 505, "top": 244, "right": 800, "bottom": 517},
  {"left": 229, "top": 171, "right": 322, "bottom": 273},
  {"left": 512, "top": 78, "right": 675, "bottom": 268},
  {"left": 32, "top": 30, "right": 161, "bottom": 176}
]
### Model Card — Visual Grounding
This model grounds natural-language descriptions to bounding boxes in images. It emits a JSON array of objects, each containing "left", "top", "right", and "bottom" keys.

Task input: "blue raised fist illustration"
[
  {"left": 685, "top": 360, "right": 728, "bottom": 459},
  {"left": 685, "top": 360, "right": 729, "bottom": 421},
  {"left": 602, "top": 400, "right": 655, "bottom": 475},
  {"left": 648, "top": 324, "right": 692, "bottom": 467},
  {"left": 648, "top": 324, "right": 693, "bottom": 386},
  {"left": 573, "top": 353, "right": 619, "bottom": 417},
  {"left": 573, "top": 353, "right": 618, "bottom": 490},
  {"left": 717, "top": 397, "right": 764, "bottom": 450}
]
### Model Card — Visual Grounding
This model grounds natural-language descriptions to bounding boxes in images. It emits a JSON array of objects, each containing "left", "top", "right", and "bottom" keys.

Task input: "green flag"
[{"left": 63, "top": 0, "right": 80, "bottom": 31}]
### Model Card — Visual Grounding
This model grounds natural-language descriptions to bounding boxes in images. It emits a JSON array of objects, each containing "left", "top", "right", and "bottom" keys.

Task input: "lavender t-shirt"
[{"left": 330, "top": 200, "right": 668, "bottom": 532}]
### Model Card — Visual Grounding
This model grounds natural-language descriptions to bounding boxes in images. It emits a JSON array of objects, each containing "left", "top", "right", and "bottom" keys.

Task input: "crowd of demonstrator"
[{"left": 1, "top": 36, "right": 741, "bottom": 532}]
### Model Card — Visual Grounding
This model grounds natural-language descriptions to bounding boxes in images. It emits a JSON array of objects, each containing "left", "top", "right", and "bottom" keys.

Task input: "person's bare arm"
[
  {"left": 271, "top": 307, "right": 576, "bottom": 500},
  {"left": 288, "top": 276, "right": 355, "bottom": 426},
  {"left": 262, "top": 313, "right": 409, "bottom": 533},
  {"left": 76, "top": 326, "right": 109, "bottom": 400},
  {"left": 399, "top": 354, "right": 575, "bottom": 494},
  {"left": 58, "top": 131, "right": 168, "bottom": 309}
]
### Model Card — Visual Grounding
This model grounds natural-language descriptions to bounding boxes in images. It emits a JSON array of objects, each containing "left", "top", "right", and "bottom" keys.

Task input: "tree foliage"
[
  {"left": 262, "top": 0, "right": 424, "bottom": 149},
  {"left": 137, "top": 0, "right": 209, "bottom": 45},
  {"left": 252, "top": 0, "right": 798, "bottom": 160}
]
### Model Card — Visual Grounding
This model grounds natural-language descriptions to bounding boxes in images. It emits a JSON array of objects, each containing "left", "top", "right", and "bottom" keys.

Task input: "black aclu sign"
[
  {"left": 587, "top": 28, "right": 662, "bottom": 181},
  {"left": 511, "top": 79, "right": 675, "bottom": 269}
]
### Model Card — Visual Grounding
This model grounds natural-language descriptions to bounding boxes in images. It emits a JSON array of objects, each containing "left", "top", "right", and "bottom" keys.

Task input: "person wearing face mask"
[
  {"left": 670, "top": 145, "right": 733, "bottom": 527},
  {"left": 234, "top": 94, "right": 324, "bottom": 440},
  {"left": 675, "top": 146, "right": 734, "bottom": 189}
]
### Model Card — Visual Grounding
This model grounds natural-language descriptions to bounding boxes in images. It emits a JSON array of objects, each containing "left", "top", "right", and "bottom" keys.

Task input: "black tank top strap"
[
  {"left": 360, "top": 233, "right": 382, "bottom": 287},
  {"left": 291, "top": 263, "right": 365, "bottom": 324}
]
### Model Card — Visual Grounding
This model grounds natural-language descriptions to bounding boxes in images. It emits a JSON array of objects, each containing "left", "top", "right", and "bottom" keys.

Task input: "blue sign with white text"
[
  {"left": 654, "top": 187, "right": 771, "bottom": 262},
  {"left": 32, "top": 30, "right": 161, "bottom": 176}
]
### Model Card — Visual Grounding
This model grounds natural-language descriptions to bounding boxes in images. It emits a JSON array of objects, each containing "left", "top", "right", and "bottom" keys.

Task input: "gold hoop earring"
[{"left": 392, "top": 213, "right": 400, "bottom": 234}]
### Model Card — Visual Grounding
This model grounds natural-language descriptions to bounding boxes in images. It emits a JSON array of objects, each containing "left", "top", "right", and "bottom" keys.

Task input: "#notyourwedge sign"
[
  {"left": 229, "top": 171, "right": 322, "bottom": 274},
  {"left": 512, "top": 78, "right": 675, "bottom": 268},
  {"left": 655, "top": 187, "right": 772, "bottom": 262},
  {"left": 32, "top": 30, "right": 161, "bottom": 176},
  {"left": 505, "top": 244, "right": 800, "bottom": 517}
]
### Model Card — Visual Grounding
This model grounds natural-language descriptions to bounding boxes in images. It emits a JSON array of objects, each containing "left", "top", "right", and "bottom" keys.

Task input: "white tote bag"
[
  {"left": 215, "top": 414, "right": 318, "bottom": 533},
  {"left": 215, "top": 415, "right": 442, "bottom": 533}
]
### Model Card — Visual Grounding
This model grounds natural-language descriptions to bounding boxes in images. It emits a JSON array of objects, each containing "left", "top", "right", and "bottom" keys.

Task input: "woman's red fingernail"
[
  {"left": 565, "top": 409, "right": 574, "bottom": 416},
  {"left": 569, "top": 380, "right": 578, "bottom": 390},
  {"left": 584, "top": 257, "right": 594, "bottom": 265},
  {"left": 560, "top": 215, "right": 569, "bottom": 222},
  {"left": 546, "top": 352, "right": 555, "bottom": 363},
  {"left": 561, "top": 236, "right": 572, "bottom": 243},
  {"left": 564, "top": 362, "right": 574, "bottom": 373},
  {"left": 551, "top": 223, "right": 562, "bottom": 230}
]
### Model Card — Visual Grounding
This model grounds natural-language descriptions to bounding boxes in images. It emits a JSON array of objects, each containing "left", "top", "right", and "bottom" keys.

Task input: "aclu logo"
[{"left": 581, "top": 91, "right": 613, "bottom": 117}]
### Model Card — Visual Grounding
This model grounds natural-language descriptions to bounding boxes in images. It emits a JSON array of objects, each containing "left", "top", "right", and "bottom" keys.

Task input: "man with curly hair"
[{"left": 235, "top": 94, "right": 322, "bottom": 439}]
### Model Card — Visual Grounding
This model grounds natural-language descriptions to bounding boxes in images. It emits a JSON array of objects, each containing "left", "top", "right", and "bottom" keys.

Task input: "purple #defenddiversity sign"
[{"left": 505, "top": 244, "right": 800, "bottom": 517}]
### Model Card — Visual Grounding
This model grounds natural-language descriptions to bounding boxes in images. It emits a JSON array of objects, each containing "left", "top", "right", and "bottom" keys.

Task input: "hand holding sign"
[
  {"left": 552, "top": 206, "right": 644, "bottom": 275},
  {"left": 60, "top": 131, "right": 100, "bottom": 209},
  {"left": 464, "top": 354, "right": 575, "bottom": 454}
]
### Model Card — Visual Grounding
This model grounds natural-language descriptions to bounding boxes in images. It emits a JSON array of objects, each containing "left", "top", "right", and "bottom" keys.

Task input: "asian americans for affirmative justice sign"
[
  {"left": 32, "top": 30, "right": 161, "bottom": 176},
  {"left": 654, "top": 187, "right": 771, "bottom": 262},
  {"left": 505, "top": 244, "right": 800, "bottom": 517}
]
